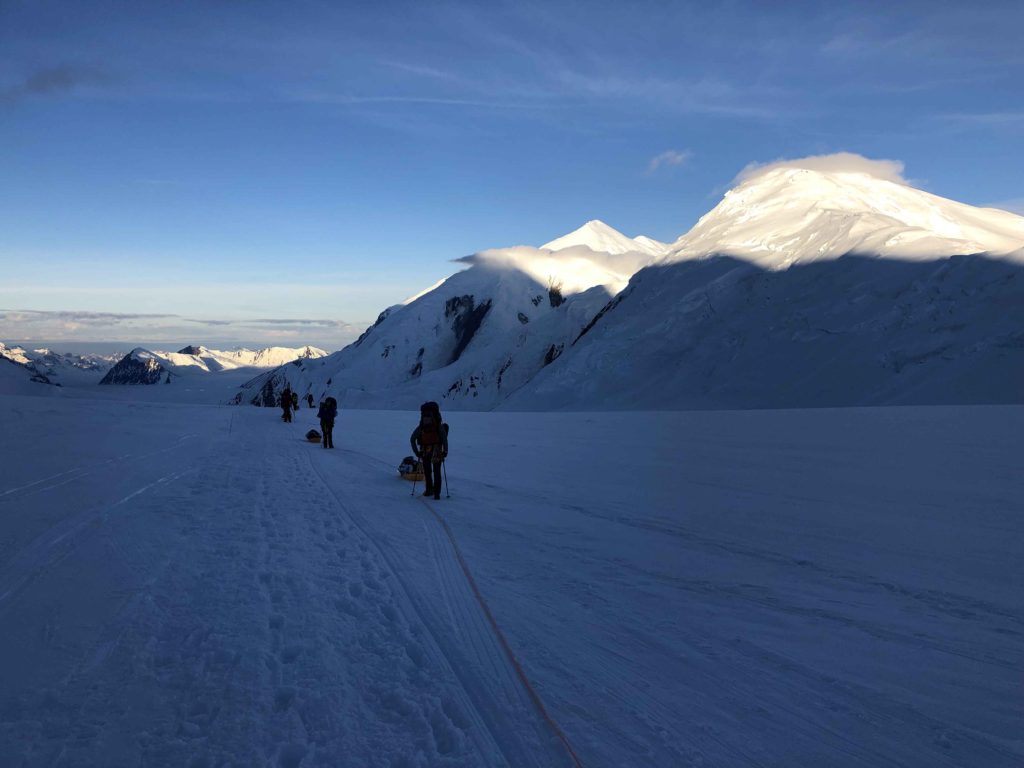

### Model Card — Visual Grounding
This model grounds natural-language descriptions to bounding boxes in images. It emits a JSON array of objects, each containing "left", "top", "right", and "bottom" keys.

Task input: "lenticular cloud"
[{"left": 736, "top": 152, "right": 909, "bottom": 186}]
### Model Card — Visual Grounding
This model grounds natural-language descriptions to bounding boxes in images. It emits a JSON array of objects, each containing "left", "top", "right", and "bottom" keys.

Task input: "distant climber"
[
  {"left": 291, "top": 391, "right": 299, "bottom": 411},
  {"left": 281, "top": 386, "right": 293, "bottom": 423},
  {"left": 306, "top": 393, "right": 314, "bottom": 408},
  {"left": 317, "top": 396, "right": 338, "bottom": 449},
  {"left": 410, "top": 401, "right": 448, "bottom": 499}
]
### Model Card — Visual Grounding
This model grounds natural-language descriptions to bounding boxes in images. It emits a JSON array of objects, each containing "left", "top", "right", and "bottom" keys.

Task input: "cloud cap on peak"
[{"left": 736, "top": 152, "right": 909, "bottom": 186}]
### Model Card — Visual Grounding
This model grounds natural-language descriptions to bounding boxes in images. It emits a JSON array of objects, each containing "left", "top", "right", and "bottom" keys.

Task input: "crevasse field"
[{"left": 1, "top": 395, "right": 1021, "bottom": 766}]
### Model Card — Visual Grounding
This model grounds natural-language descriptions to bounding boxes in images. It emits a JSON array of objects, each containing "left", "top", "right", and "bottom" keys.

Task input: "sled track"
[
  {"left": 324, "top": 447, "right": 584, "bottom": 768},
  {"left": 417, "top": 495, "right": 585, "bottom": 768}
]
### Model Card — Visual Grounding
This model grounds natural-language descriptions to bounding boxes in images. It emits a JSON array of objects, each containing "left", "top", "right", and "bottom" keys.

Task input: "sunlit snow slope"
[
  {"left": 667, "top": 157, "right": 1024, "bottom": 268},
  {"left": 232, "top": 222, "right": 660, "bottom": 410}
]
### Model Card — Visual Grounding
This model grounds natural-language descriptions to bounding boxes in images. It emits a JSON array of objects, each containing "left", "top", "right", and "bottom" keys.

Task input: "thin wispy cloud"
[
  {"left": 736, "top": 152, "right": 910, "bottom": 186},
  {"left": 1, "top": 64, "right": 110, "bottom": 103},
  {"left": 0, "top": 310, "right": 176, "bottom": 324},
  {"left": 380, "top": 60, "right": 460, "bottom": 82},
  {"left": 0, "top": 309, "right": 364, "bottom": 348},
  {"left": 554, "top": 70, "right": 785, "bottom": 120},
  {"left": 289, "top": 91, "right": 543, "bottom": 110},
  {"left": 647, "top": 150, "right": 692, "bottom": 175},
  {"left": 936, "top": 111, "right": 1024, "bottom": 129}
]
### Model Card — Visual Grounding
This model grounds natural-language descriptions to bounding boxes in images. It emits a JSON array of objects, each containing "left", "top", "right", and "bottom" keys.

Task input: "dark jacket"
[
  {"left": 281, "top": 388, "right": 292, "bottom": 409},
  {"left": 410, "top": 424, "right": 448, "bottom": 457},
  {"left": 317, "top": 401, "right": 337, "bottom": 422}
]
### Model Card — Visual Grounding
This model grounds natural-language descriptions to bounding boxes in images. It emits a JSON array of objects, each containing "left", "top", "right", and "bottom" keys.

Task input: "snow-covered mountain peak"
[
  {"left": 458, "top": 245, "right": 645, "bottom": 297},
  {"left": 667, "top": 156, "right": 1024, "bottom": 269},
  {"left": 542, "top": 220, "right": 667, "bottom": 256},
  {"left": 0, "top": 342, "right": 32, "bottom": 366}
]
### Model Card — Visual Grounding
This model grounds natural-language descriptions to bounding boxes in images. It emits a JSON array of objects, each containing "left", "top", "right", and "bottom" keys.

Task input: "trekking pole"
[
  {"left": 443, "top": 460, "right": 451, "bottom": 498},
  {"left": 411, "top": 474, "right": 417, "bottom": 496}
]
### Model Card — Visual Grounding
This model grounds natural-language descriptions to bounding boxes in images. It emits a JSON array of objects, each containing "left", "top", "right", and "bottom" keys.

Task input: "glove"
[{"left": 414, "top": 450, "right": 422, "bottom": 459}]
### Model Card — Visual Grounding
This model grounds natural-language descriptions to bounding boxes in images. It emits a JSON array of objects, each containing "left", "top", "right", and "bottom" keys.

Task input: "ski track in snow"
[
  {"left": 0, "top": 398, "right": 1021, "bottom": 767},
  {"left": 0, "top": 402, "right": 572, "bottom": 767},
  {"left": 305, "top": 446, "right": 576, "bottom": 767}
]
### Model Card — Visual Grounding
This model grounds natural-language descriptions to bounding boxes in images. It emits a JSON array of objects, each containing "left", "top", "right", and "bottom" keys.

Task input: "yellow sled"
[{"left": 398, "top": 456, "right": 424, "bottom": 481}]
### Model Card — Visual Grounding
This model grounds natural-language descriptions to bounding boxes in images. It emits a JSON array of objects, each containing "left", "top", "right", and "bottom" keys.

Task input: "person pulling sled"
[{"left": 410, "top": 401, "right": 448, "bottom": 499}]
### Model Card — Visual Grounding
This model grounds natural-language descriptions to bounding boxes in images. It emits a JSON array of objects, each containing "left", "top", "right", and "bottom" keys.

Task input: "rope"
[{"left": 420, "top": 499, "right": 586, "bottom": 768}]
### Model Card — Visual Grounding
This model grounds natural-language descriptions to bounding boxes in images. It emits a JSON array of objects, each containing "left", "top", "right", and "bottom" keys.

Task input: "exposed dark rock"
[
  {"left": 99, "top": 352, "right": 168, "bottom": 385},
  {"left": 517, "top": 312, "right": 530, "bottom": 324},
  {"left": 543, "top": 343, "right": 564, "bottom": 366},
  {"left": 353, "top": 307, "right": 394, "bottom": 348},
  {"left": 447, "top": 296, "right": 492, "bottom": 364},
  {"left": 573, "top": 291, "right": 629, "bottom": 345},
  {"left": 497, "top": 358, "right": 512, "bottom": 389},
  {"left": 444, "top": 295, "right": 475, "bottom": 318}
]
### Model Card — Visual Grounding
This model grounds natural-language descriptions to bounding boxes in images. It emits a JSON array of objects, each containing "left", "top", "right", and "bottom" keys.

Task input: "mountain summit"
[
  {"left": 667, "top": 161, "right": 1024, "bottom": 269},
  {"left": 542, "top": 220, "right": 667, "bottom": 256}
]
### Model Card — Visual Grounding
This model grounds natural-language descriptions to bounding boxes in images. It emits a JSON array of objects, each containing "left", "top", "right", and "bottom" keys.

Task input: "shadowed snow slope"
[
  {"left": 232, "top": 227, "right": 658, "bottom": 410},
  {"left": 507, "top": 253, "right": 1024, "bottom": 410}
]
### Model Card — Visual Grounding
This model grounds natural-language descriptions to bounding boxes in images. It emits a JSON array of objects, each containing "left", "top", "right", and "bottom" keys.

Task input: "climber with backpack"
[
  {"left": 281, "top": 386, "right": 293, "bottom": 423},
  {"left": 317, "top": 396, "right": 338, "bottom": 449},
  {"left": 410, "top": 401, "right": 448, "bottom": 499}
]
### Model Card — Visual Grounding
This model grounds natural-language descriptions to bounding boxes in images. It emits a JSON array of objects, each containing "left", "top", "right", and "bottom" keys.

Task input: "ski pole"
[
  {"left": 442, "top": 460, "right": 450, "bottom": 498},
  {"left": 411, "top": 473, "right": 417, "bottom": 496}
]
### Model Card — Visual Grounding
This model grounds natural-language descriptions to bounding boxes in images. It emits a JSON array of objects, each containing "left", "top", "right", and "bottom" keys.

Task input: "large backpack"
[{"left": 419, "top": 401, "right": 442, "bottom": 445}]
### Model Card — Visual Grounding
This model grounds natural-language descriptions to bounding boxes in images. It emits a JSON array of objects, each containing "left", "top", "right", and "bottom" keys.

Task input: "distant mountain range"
[
  {"left": 0, "top": 343, "right": 122, "bottom": 390},
  {"left": 231, "top": 155, "right": 1024, "bottom": 411},
  {"left": 1, "top": 342, "right": 332, "bottom": 392},
  {"left": 100, "top": 345, "right": 329, "bottom": 385}
]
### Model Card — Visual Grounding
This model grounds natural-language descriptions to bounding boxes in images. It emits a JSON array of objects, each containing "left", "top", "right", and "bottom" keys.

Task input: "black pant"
[
  {"left": 282, "top": 407, "right": 292, "bottom": 422},
  {"left": 321, "top": 419, "right": 334, "bottom": 448},
  {"left": 422, "top": 445, "right": 443, "bottom": 495}
]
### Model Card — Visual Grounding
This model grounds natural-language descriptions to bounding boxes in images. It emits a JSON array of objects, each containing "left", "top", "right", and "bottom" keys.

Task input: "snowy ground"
[{"left": 0, "top": 396, "right": 1021, "bottom": 766}]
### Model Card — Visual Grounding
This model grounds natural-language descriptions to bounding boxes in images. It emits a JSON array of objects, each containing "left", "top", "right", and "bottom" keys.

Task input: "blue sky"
[{"left": 1, "top": 0, "right": 1022, "bottom": 349}]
